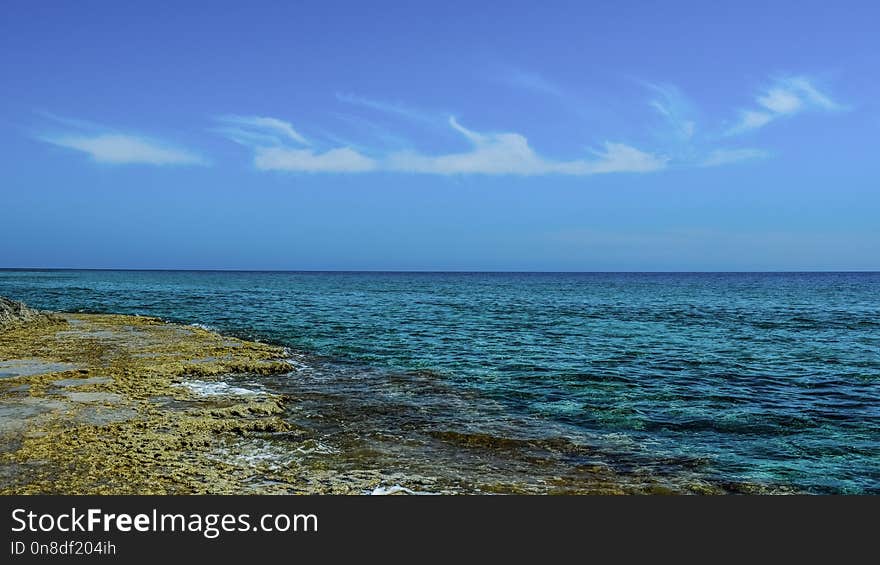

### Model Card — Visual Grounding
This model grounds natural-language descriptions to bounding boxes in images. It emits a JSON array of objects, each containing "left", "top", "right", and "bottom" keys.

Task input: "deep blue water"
[{"left": 1, "top": 270, "right": 878, "bottom": 493}]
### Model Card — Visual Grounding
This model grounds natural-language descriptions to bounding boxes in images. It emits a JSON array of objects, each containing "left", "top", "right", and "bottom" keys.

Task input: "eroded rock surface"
[{"left": 0, "top": 308, "right": 294, "bottom": 494}]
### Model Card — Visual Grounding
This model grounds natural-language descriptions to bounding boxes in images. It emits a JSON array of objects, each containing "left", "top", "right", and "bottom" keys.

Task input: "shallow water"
[{"left": 1, "top": 270, "right": 878, "bottom": 493}]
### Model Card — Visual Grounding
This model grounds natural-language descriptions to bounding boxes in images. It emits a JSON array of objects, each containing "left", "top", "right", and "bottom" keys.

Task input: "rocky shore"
[
  {"left": 0, "top": 297, "right": 294, "bottom": 494},
  {"left": 0, "top": 297, "right": 794, "bottom": 496}
]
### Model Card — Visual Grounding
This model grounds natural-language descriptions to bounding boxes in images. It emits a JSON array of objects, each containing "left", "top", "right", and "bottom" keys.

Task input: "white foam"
[
  {"left": 210, "top": 438, "right": 337, "bottom": 472},
  {"left": 293, "top": 440, "right": 338, "bottom": 455},
  {"left": 188, "top": 322, "right": 215, "bottom": 332},
  {"left": 369, "top": 485, "right": 437, "bottom": 496},
  {"left": 177, "top": 380, "right": 261, "bottom": 397},
  {"left": 281, "top": 350, "right": 314, "bottom": 372},
  {"left": 286, "top": 358, "right": 312, "bottom": 372},
  {"left": 210, "top": 439, "right": 290, "bottom": 471}
]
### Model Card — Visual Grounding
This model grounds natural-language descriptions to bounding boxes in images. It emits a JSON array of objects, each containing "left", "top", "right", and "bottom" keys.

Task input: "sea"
[{"left": 1, "top": 270, "right": 877, "bottom": 494}]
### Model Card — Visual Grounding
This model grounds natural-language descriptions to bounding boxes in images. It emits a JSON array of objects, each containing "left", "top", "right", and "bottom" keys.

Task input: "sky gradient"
[{"left": 1, "top": 1, "right": 878, "bottom": 270}]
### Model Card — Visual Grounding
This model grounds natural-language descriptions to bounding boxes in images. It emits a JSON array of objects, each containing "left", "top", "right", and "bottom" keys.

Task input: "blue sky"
[{"left": 1, "top": 1, "right": 878, "bottom": 270}]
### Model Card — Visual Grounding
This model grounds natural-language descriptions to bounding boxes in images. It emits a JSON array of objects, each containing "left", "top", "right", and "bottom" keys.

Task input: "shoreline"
[
  {"left": 0, "top": 299, "right": 801, "bottom": 495},
  {"left": 1, "top": 306, "right": 466, "bottom": 495}
]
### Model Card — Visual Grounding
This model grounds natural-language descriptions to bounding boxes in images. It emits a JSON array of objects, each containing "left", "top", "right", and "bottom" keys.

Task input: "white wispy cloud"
[
  {"left": 634, "top": 81, "right": 777, "bottom": 169},
  {"left": 217, "top": 109, "right": 666, "bottom": 176},
  {"left": 215, "top": 115, "right": 310, "bottom": 145},
  {"left": 219, "top": 73, "right": 843, "bottom": 175},
  {"left": 237, "top": 114, "right": 665, "bottom": 175},
  {"left": 34, "top": 112, "right": 206, "bottom": 166},
  {"left": 386, "top": 117, "right": 666, "bottom": 176},
  {"left": 213, "top": 113, "right": 377, "bottom": 173},
  {"left": 40, "top": 133, "right": 206, "bottom": 166},
  {"left": 784, "top": 77, "right": 842, "bottom": 111},
  {"left": 387, "top": 123, "right": 542, "bottom": 175},
  {"left": 728, "top": 76, "right": 843, "bottom": 135},
  {"left": 254, "top": 146, "right": 377, "bottom": 173},
  {"left": 584, "top": 142, "right": 670, "bottom": 174},
  {"left": 736, "top": 110, "right": 775, "bottom": 132},
  {"left": 644, "top": 82, "right": 697, "bottom": 143},
  {"left": 757, "top": 88, "right": 803, "bottom": 114}
]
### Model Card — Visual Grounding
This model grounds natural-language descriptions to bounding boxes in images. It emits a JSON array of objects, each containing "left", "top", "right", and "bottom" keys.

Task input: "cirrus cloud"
[
  {"left": 214, "top": 115, "right": 310, "bottom": 146},
  {"left": 254, "top": 146, "right": 377, "bottom": 173},
  {"left": 727, "top": 76, "right": 844, "bottom": 135},
  {"left": 40, "top": 133, "right": 206, "bottom": 166},
  {"left": 34, "top": 112, "right": 207, "bottom": 166},
  {"left": 246, "top": 115, "right": 667, "bottom": 176}
]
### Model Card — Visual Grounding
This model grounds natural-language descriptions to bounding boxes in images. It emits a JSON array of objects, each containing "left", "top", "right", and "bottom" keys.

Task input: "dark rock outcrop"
[{"left": 0, "top": 296, "right": 55, "bottom": 332}]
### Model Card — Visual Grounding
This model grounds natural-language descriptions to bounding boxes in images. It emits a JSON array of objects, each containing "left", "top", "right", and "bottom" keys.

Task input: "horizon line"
[{"left": 1, "top": 267, "right": 879, "bottom": 274}]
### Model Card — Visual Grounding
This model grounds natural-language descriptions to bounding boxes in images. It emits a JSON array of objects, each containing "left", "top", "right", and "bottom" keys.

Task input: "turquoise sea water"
[{"left": 1, "top": 270, "right": 878, "bottom": 493}]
